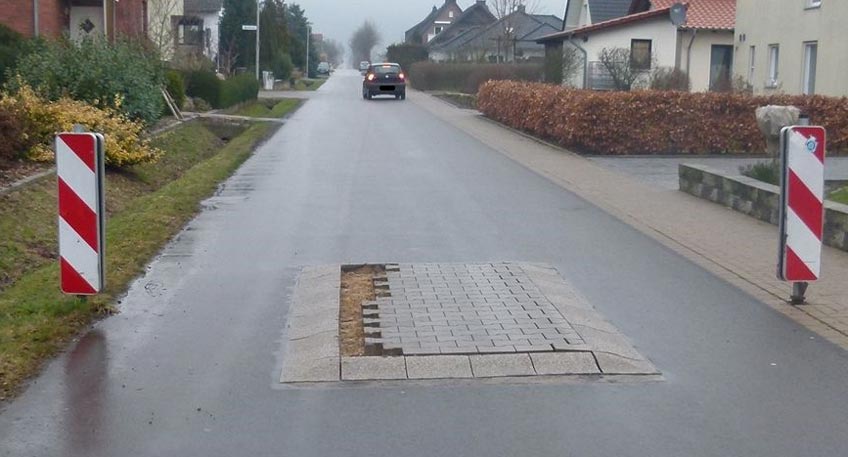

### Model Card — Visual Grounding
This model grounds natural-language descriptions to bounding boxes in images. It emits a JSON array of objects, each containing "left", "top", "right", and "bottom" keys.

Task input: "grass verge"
[
  {"left": 232, "top": 98, "right": 301, "bottom": 118},
  {"left": 293, "top": 79, "right": 325, "bottom": 91},
  {"left": 0, "top": 120, "right": 277, "bottom": 400},
  {"left": 830, "top": 187, "right": 848, "bottom": 205},
  {"left": 434, "top": 92, "right": 478, "bottom": 110},
  {"left": 0, "top": 122, "right": 223, "bottom": 293}
]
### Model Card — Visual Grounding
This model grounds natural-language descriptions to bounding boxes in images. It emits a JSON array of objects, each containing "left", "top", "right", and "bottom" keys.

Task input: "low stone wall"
[{"left": 679, "top": 164, "right": 848, "bottom": 252}]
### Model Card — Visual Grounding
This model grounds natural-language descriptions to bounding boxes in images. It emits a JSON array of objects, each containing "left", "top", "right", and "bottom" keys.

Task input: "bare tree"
[
  {"left": 649, "top": 67, "right": 690, "bottom": 91},
  {"left": 219, "top": 39, "right": 241, "bottom": 77},
  {"left": 349, "top": 21, "right": 381, "bottom": 66},
  {"left": 148, "top": 0, "right": 182, "bottom": 61},
  {"left": 488, "top": 0, "right": 540, "bottom": 62},
  {"left": 323, "top": 39, "right": 344, "bottom": 67},
  {"left": 598, "top": 47, "right": 646, "bottom": 91},
  {"left": 488, "top": 0, "right": 540, "bottom": 19},
  {"left": 562, "top": 44, "right": 581, "bottom": 84}
]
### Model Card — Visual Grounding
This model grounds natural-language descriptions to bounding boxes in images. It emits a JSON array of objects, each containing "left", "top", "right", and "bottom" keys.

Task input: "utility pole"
[
  {"left": 255, "top": 0, "right": 261, "bottom": 80},
  {"left": 305, "top": 26, "right": 311, "bottom": 78}
]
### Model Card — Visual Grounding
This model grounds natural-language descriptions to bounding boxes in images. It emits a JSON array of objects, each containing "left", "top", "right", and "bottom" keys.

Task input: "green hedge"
[
  {"left": 185, "top": 70, "right": 221, "bottom": 108},
  {"left": 0, "top": 24, "right": 33, "bottom": 86},
  {"left": 185, "top": 71, "right": 258, "bottom": 109},
  {"left": 10, "top": 38, "right": 164, "bottom": 125},
  {"left": 408, "top": 62, "right": 543, "bottom": 94},
  {"left": 164, "top": 70, "right": 186, "bottom": 111},
  {"left": 0, "top": 107, "right": 23, "bottom": 163},
  {"left": 220, "top": 73, "right": 259, "bottom": 108}
]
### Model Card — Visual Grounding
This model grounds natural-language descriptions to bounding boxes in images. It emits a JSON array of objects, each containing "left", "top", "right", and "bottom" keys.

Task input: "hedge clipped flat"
[{"left": 477, "top": 81, "right": 848, "bottom": 155}]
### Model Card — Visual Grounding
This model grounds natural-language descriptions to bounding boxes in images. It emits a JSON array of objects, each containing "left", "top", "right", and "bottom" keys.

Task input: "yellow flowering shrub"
[{"left": 0, "top": 85, "right": 162, "bottom": 167}]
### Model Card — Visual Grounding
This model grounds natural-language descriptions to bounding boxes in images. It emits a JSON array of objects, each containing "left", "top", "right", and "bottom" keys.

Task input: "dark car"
[{"left": 362, "top": 63, "right": 406, "bottom": 100}]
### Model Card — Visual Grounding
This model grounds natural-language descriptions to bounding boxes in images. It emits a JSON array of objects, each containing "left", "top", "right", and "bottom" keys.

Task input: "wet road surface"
[{"left": 1, "top": 70, "right": 847, "bottom": 456}]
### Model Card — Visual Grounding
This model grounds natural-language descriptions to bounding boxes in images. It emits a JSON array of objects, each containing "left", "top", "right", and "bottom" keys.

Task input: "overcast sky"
[{"left": 291, "top": 0, "right": 568, "bottom": 58}]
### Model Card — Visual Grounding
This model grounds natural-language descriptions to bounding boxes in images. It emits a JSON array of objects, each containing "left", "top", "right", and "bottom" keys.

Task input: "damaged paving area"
[{"left": 281, "top": 263, "right": 659, "bottom": 383}]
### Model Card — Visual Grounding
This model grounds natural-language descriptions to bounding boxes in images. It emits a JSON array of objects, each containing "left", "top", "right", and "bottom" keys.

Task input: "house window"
[
  {"left": 807, "top": 0, "right": 822, "bottom": 8},
  {"left": 709, "top": 45, "right": 733, "bottom": 91},
  {"left": 177, "top": 17, "right": 204, "bottom": 46},
  {"left": 630, "top": 39, "right": 652, "bottom": 70},
  {"left": 767, "top": 44, "right": 779, "bottom": 87},
  {"left": 803, "top": 41, "right": 818, "bottom": 94},
  {"left": 435, "top": 26, "right": 443, "bottom": 35},
  {"left": 449, "top": 11, "right": 454, "bottom": 18},
  {"left": 748, "top": 45, "right": 756, "bottom": 84}
]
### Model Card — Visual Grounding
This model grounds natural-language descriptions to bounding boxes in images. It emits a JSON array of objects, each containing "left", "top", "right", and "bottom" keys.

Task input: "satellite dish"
[{"left": 669, "top": 3, "right": 688, "bottom": 27}]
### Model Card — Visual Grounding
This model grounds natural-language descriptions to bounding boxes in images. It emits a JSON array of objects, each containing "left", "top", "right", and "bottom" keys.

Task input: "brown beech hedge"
[{"left": 477, "top": 81, "right": 848, "bottom": 155}]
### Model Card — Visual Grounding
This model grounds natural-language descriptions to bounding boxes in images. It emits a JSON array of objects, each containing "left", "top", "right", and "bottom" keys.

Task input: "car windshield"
[{"left": 372, "top": 65, "right": 399, "bottom": 75}]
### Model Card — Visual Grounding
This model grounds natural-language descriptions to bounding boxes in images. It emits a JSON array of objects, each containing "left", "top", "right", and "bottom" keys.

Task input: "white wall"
[
  {"left": 565, "top": 16, "right": 678, "bottom": 88},
  {"left": 147, "top": 0, "right": 184, "bottom": 61},
  {"left": 200, "top": 12, "right": 220, "bottom": 62},
  {"left": 734, "top": 0, "right": 848, "bottom": 96},
  {"left": 678, "top": 30, "right": 735, "bottom": 92}
]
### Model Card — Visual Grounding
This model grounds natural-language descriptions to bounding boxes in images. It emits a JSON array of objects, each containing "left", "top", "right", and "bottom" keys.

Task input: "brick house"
[{"left": 0, "top": 0, "right": 148, "bottom": 40}]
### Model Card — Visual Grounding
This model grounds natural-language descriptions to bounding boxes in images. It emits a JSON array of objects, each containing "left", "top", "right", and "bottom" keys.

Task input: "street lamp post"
[
  {"left": 241, "top": 0, "right": 261, "bottom": 80},
  {"left": 305, "top": 26, "right": 310, "bottom": 79},
  {"left": 255, "top": 0, "right": 260, "bottom": 80}
]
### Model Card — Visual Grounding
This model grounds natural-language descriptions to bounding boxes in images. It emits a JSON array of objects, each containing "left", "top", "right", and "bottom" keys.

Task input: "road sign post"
[
  {"left": 777, "top": 122, "right": 826, "bottom": 304},
  {"left": 56, "top": 132, "right": 105, "bottom": 295}
]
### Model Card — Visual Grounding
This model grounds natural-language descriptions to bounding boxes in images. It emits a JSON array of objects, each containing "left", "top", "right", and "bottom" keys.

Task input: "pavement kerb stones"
[{"left": 280, "top": 263, "right": 659, "bottom": 383}]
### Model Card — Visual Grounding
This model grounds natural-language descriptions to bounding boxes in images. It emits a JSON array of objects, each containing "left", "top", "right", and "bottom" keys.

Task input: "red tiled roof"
[
  {"left": 650, "top": 0, "right": 735, "bottom": 30},
  {"left": 537, "top": 7, "right": 671, "bottom": 42},
  {"left": 537, "top": 0, "right": 735, "bottom": 43}
]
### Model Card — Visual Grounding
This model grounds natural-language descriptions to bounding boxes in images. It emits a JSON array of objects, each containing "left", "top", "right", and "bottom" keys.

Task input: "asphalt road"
[{"left": 1, "top": 70, "right": 846, "bottom": 456}]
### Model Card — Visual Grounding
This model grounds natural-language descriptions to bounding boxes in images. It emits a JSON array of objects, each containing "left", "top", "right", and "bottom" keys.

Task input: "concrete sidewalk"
[{"left": 412, "top": 90, "right": 848, "bottom": 350}]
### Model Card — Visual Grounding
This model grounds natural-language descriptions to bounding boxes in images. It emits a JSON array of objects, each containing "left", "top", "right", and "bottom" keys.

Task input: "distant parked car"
[
  {"left": 359, "top": 61, "right": 370, "bottom": 74},
  {"left": 317, "top": 62, "right": 330, "bottom": 75},
  {"left": 362, "top": 63, "right": 406, "bottom": 100}
]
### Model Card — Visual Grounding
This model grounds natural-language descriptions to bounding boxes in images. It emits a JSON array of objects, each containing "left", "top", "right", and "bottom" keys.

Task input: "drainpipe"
[
  {"left": 33, "top": 0, "right": 39, "bottom": 37},
  {"left": 686, "top": 29, "right": 697, "bottom": 76},
  {"left": 568, "top": 36, "right": 588, "bottom": 89}
]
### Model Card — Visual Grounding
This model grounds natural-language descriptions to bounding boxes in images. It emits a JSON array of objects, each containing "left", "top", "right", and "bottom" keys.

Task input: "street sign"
[
  {"left": 242, "top": 25, "right": 257, "bottom": 31},
  {"left": 778, "top": 125, "right": 826, "bottom": 282},
  {"left": 56, "top": 132, "right": 105, "bottom": 295}
]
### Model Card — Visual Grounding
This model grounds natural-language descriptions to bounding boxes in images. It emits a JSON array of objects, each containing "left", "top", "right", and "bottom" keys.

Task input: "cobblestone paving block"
[
  {"left": 341, "top": 357, "right": 408, "bottom": 380},
  {"left": 405, "top": 355, "right": 473, "bottom": 379},
  {"left": 530, "top": 352, "right": 600, "bottom": 375},
  {"left": 374, "top": 263, "right": 591, "bottom": 356},
  {"left": 469, "top": 354, "right": 535, "bottom": 377}
]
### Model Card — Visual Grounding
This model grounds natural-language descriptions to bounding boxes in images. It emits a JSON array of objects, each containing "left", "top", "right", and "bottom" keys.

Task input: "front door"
[
  {"left": 709, "top": 45, "right": 733, "bottom": 91},
  {"left": 69, "top": 6, "right": 105, "bottom": 42}
]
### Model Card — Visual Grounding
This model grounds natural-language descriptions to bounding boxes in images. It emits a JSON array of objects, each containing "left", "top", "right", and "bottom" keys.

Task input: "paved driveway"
[{"left": 590, "top": 156, "right": 848, "bottom": 190}]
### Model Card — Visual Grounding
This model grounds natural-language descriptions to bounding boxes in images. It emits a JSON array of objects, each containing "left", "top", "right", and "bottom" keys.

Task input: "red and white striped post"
[
  {"left": 56, "top": 132, "right": 105, "bottom": 295},
  {"left": 778, "top": 121, "right": 826, "bottom": 304}
]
